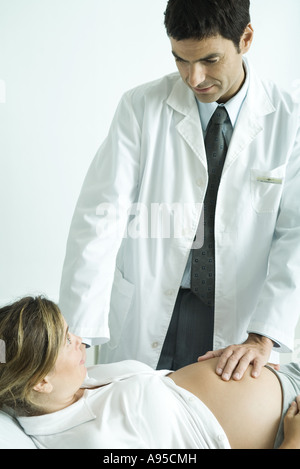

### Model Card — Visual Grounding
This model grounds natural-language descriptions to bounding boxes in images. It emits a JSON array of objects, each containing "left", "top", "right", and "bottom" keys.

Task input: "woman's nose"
[{"left": 74, "top": 334, "right": 83, "bottom": 348}]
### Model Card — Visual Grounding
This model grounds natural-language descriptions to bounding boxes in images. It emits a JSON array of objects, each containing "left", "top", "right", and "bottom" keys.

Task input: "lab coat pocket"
[
  {"left": 250, "top": 165, "right": 286, "bottom": 213},
  {"left": 107, "top": 267, "right": 135, "bottom": 350}
]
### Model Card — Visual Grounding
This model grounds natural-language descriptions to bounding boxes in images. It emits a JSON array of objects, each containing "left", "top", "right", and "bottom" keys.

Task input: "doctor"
[{"left": 59, "top": 0, "right": 300, "bottom": 380}]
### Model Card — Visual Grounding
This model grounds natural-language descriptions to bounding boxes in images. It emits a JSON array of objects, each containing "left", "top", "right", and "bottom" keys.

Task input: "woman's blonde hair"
[{"left": 0, "top": 296, "right": 65, "bottom": 416}]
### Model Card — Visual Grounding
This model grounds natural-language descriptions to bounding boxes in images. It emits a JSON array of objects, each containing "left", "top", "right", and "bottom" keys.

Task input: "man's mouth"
[{"left": 193, "top": 85, "right": 214, "bottom": 93}]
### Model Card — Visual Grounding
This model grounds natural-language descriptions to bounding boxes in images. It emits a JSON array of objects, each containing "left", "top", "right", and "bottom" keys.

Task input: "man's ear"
[
  {"left": 33, "top": 377, "right": 53, "bottom": 394},
  {"left": 240, "top": 23, "right": 254, "bottom": 54}
]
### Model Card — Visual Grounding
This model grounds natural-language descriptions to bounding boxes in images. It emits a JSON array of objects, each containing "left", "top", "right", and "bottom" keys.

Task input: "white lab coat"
[{"left": 59, "top": 58, "right": 300, "bottom": 368}]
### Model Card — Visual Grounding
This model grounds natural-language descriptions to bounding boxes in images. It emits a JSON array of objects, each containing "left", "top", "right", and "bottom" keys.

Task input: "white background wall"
[{"left": 1, "top": 0, "right": 300, "bottom": 362}]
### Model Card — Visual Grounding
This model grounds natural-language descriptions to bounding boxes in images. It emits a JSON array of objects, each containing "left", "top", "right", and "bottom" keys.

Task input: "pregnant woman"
[{"left": 0, "top": 296, "right": 299, "bottom": 449}]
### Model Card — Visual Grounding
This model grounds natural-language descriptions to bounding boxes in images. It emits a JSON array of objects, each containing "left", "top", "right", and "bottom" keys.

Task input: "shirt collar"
[
  {"left": 16, "top": 362, "right": 160, "bottom": 437},
  {"left": 197, "top": 59, "right": 250, "bottom": 131},
  {"left": 17, "top": 391, "right": 96, "bottom": 437}
]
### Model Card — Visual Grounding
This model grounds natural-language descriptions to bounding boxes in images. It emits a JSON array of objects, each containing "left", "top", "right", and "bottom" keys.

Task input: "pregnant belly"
[{"left": 169, "top": 357, "right": 282, "bottom": 449}]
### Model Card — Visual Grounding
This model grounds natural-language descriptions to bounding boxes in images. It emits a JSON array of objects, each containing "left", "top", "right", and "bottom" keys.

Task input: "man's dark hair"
[{"left": 164, "top": 0, "right": 251, "bottom": 51}]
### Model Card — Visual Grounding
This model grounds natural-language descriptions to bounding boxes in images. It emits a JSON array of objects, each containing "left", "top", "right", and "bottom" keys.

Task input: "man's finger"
[
  {"left": 267, "top": 363, "right": 280, "bottom": 371},
  {"left": 229, "top": 352, "right": 257, "bottom": 381},
  {"left": 220, "top": 350, "right": 253, "bottom": 381},
  {"left": 215, "top": 348, "right": 245, "bottom": 380},
  {"left": 197, "top": 350, "right": 223, "bottom": 362},
  {"left": 250, "top": 358, "right": 264, "bottom": 379}
]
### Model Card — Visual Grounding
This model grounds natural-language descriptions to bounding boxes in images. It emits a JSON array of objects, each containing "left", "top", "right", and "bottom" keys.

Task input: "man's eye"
[{"left": 205, "top": 59, "right": 218, "bottom": 64}]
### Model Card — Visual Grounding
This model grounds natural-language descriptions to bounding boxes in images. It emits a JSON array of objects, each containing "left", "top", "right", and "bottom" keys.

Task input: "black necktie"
[{"left": 191, "top": 106, "right": 229, "bottom": 307}]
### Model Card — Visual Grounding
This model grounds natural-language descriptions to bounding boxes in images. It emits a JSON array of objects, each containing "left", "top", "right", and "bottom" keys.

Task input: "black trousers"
[{"left": 157, "top": 288, "right": 214, "bottom": 371}]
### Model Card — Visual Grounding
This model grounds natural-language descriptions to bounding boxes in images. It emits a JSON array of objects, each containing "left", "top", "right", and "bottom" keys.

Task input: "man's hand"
[{"left": 198, "top": 333, "right": 275, "bottom": 381}]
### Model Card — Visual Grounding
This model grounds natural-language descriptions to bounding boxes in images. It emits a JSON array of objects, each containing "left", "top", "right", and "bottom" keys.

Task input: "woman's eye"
[{"left": 67, "top": 334, "right": 72, "bottom": 345}]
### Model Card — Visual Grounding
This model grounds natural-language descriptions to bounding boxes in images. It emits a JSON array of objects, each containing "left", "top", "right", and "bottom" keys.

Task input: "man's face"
[{"left": 170, "top": 28, "right": 253, "bottom": 104}]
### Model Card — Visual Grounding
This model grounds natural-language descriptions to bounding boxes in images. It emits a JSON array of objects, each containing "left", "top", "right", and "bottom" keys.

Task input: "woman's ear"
[{"left": 33, "top": 377, "right": 53, "bottom": 394}]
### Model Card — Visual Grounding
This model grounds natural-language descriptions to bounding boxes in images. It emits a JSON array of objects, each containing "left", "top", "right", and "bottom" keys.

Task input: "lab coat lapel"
[
  {"left": 167, "top": 78, "right": 207, "bottom": 168},
  {"left": 166, "top": 63, "right": 276, "bottom": 173},
  {"left": 223, "top": 61, "right": 276, "bottom": 173}
]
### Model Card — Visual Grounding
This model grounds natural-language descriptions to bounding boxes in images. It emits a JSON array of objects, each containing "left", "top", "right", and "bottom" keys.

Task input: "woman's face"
[{"left": 47, "top": 319, "right": 87, "bottom": 399}]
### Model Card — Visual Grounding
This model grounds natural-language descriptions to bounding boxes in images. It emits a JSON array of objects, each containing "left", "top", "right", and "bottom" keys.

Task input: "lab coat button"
[
  {"left": 165, "top": 289, "right": 175, "bottom": 296},
  {"left": 152, "top": 342, "right": 159, "bottom": 349}
]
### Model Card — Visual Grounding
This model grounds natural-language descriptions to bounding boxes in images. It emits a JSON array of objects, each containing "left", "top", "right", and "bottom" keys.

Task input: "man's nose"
[{"left": 188, "top": 63, "right": 206, "bottom": 87}]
